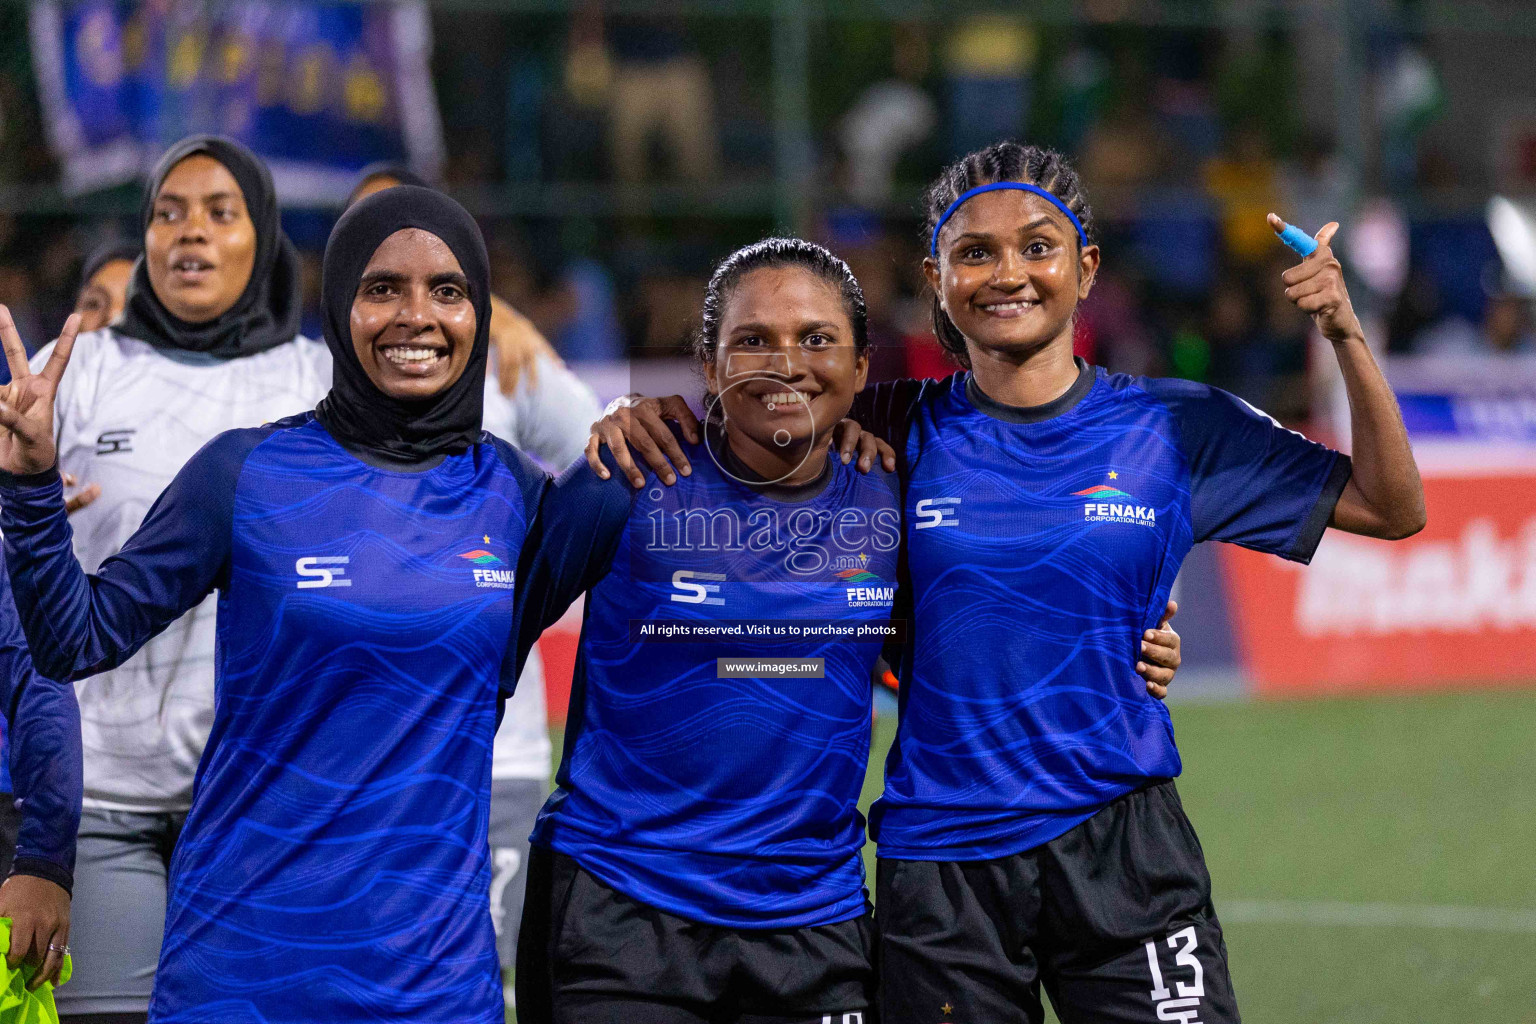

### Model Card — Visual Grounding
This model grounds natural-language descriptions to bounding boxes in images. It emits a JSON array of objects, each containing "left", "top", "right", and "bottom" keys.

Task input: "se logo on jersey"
[
  {"left": 670, "top": 570, "right": 726, "bottom": 606},
  {"left": 914, "top": 497, "right": 961, "bottom": 530},
  {"left": 95, "top": 428, "right": 136, "bottom": 455},
  {"left": 295, "top": 556, "right": 350, "bottom": 589}
]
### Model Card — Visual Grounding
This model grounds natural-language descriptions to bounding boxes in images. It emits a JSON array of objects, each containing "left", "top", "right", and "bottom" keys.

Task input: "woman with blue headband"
[
  {"left": 868, "top": 141, "right": 1425, "bottom": 1024},
  {"left": 587, "top": 140, "right": 1424, "bottom": 1024}
]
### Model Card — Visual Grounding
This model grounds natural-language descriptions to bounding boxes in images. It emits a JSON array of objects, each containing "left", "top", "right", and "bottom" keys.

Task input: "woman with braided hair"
[{"left": 851, "top": 140, "right": 1423, "bottom": 1024}]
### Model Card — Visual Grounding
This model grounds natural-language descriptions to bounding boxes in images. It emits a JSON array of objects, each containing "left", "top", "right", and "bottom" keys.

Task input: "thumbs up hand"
[{"left": 1271, "top": 214, "right": 1365, "bottom": 345}]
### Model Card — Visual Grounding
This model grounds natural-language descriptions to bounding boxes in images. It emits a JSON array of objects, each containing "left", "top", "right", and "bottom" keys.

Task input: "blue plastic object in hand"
[{"left": 1274, "top": 221, "right": 1318, "bottom": 258}]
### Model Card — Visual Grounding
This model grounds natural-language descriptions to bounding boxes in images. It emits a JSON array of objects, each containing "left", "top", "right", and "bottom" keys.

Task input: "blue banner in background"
[
  {"left": 29, "top": 0, "right": 443, "bottom": 201},
  {"left": 1399, "top": 392, "right": 1536, "bottom": 443}
]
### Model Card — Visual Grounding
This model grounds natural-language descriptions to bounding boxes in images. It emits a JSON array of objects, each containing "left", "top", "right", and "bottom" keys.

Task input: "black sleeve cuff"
[
  {"left": 8, "top": 856, "right": 72, "bottom": 895},
  {"left": 1287, "top": 453, "right": 1353, "bottom": 565},
  {"left": 0, "top": 466, "right": 64, "bottom": 506},
  {"left": 0, "top": 466, "right": 63, "bottom": 492}
]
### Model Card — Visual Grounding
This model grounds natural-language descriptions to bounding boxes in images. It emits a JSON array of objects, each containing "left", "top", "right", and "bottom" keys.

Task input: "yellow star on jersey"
[
  {"left": 1108, "top": 471, "right": 1119, "bottom": 479},
  {"left": 941, "top": 1004, "right": 954, "bottom": 1016}
]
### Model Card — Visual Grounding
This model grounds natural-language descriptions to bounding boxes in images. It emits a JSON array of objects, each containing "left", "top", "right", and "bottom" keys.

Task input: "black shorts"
[
  {"left": 876, "top": 780, "right": 1239, "bottom": 1024},
  {"left": 0, "top": 792, "right": 18, "bottom": 876},
  {"left": 517, "top": 845, "right": 877, "bottom": 1024}
]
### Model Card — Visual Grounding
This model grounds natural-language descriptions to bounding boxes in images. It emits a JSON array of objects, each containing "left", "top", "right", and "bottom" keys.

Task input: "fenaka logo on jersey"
[
  {"left": 1075, "top": 483, "right": 1157, "bottom": 527},
  {"left": 835, "top": 554, "right": 893, "bottom": 608},
  {"left": 458, "top": 548, "right": 515, "bottom": 589}
]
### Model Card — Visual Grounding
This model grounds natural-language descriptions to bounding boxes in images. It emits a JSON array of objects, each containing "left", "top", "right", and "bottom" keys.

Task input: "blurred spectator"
[
  {"left": 1255, "top": 253, "right": 1314, "bottom": 420},
  {"left": 486, "top": 233, "right": 625, "bottom": 364},
  {"left": 824, "top": 209, "right": 916, "bottom": 384},
  {"left": 433, "top": 11, "right": 510, "bottom": 185},
  {"left": 0, "top": 263, "right": 43, "bottom": 354},
  {"left": 1151, "top": 35, "right": 1221, "bottom": 162},
  {"left": 1375, "top": 39, "right": 1443, "bottom": 192},
  {"left": 505, "top": 53, "right": 546, "bottom": 182},
  {"left": 1077, "top": 94, "right": 1165, "bottom": 213},
  {"left": 636, "top": 272, "right": 708, "bottom": 353},
  {"left": 604, "top": 11, "right": 719, "bottom": 182},
  {"left": 1124, "top": 197, "right": 1220, "bottom": 299},
  {"left": 1280, "top": 133, "right": 1351, "bottom": 240},
  {"left": 1418, "top": 290, "right": 1536, "bottom": 356},
  {"left": 942, "top": 15, "right": 1036, "bottom": 156},
  {"left": 73, "top": 240, "right": 138, "bottom": 332},
  {"left": 1204, "top": 273, "right": 1259, "bottom": 396},
  {"left": 839, "top": 24, "right": 936, "bottom": 209},
  {"left": 544, "top": 4, "right": 610, "bottom": 182},
  {"left": 1388, "top": 265, "right": 1450, "bottom": 354},
  {"left": 1079, "top": 271, "right": 1161, "bottom": 377},
  {"left": 565, "top": 2, "right": 613, "bottom": 109},
  {"left": 1055, "top": 42, "right": 1109, "bottom": 154},
  {"left": 1411, "top": 218, "right": 1502, "bottom": 329},
  {"left": 1205, "top": 128, "right": 1283, "bottom": 266},
  {"left": 548, "top": 259, "right": 626, "bottom": 363},
  {"left": 1485, "top": 293, "right": 1536, "bottom": 354},
  {"left": 1347, "top": 197, "right": 1412, "bottom": 317},
  {"left": 1413, "top": 312, "right": 1483, "bottom": 356}
]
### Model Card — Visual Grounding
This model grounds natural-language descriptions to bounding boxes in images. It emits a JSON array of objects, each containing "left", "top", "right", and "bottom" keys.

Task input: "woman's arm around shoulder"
[{"left": 493, "top": 438, "right": 638, "bottom": 689}]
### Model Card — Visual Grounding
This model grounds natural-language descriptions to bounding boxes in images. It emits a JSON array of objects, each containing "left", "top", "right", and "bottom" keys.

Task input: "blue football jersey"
[
  {"left": 853, "top": 365, "right": 1350, "bottom": 860},
  {"left": 530, "top": 439, "right": 902, "bottom": 927},
  {"left": 1, "top": 413, "right": 554, "bottom": 1024},
  {"left": 0, "top": 560, "right": 83, "bottom": 889},
  {"left": 0, "top": 700, "right": 8, "bottom": 795}
]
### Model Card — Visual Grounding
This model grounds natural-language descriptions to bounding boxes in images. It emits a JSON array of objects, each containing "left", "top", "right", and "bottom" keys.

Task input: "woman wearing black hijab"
[
  {"left": 24, "top": 135, "right": 329, "bottom": 1021},
  {"left": 0, "top": 186, "right": 599, "bottom": 1022}
]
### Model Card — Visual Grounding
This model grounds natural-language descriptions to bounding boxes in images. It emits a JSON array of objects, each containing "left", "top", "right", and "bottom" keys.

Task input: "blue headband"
[{"left": 930, "top": 182, "right": 1088, "bottom": 255}]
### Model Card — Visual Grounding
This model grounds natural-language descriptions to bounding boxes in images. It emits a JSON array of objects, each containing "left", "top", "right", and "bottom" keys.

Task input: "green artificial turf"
[
  {"left": 1163, "top": 690, "right": 1536, "bottom": 1023},
  {"left": 523, "top": 689, "right": 1536, "bottom": 1023}
]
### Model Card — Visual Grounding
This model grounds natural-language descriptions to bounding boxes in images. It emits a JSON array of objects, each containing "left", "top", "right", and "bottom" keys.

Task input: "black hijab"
[
  {"left": 79, "top": 240, "right": 140, "bottom": 290},
  {"left": 115, "top": 135, "right": 302, "bottom": 359},
  {"left": 314, "top": 185, "right": 490, "bottom": 463}
]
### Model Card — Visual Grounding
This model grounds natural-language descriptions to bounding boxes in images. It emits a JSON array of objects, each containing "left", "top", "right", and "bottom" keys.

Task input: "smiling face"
[
  {"left": 144, "top": 154, "right": 258, "bottom": 324},
  {"left": 705, "top": 265, "right": 867, "bottom": 475},
  {"left": 74, "top": 257, "right": 135, "bottom": 332},
  {"left": 350, "top": 228, "right": 477, "bottom": 401},
  {"left": 925, "top": 187, "right": 1099, "bottom": 364}
]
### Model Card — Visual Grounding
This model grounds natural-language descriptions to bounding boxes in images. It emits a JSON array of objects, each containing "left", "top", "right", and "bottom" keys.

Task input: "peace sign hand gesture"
[
  {"left": 1271, "top": 214, "right": 1366, "bottom": 346},
  {"left": 0, "top": 306, "right": 80, "bottom": 478}
]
